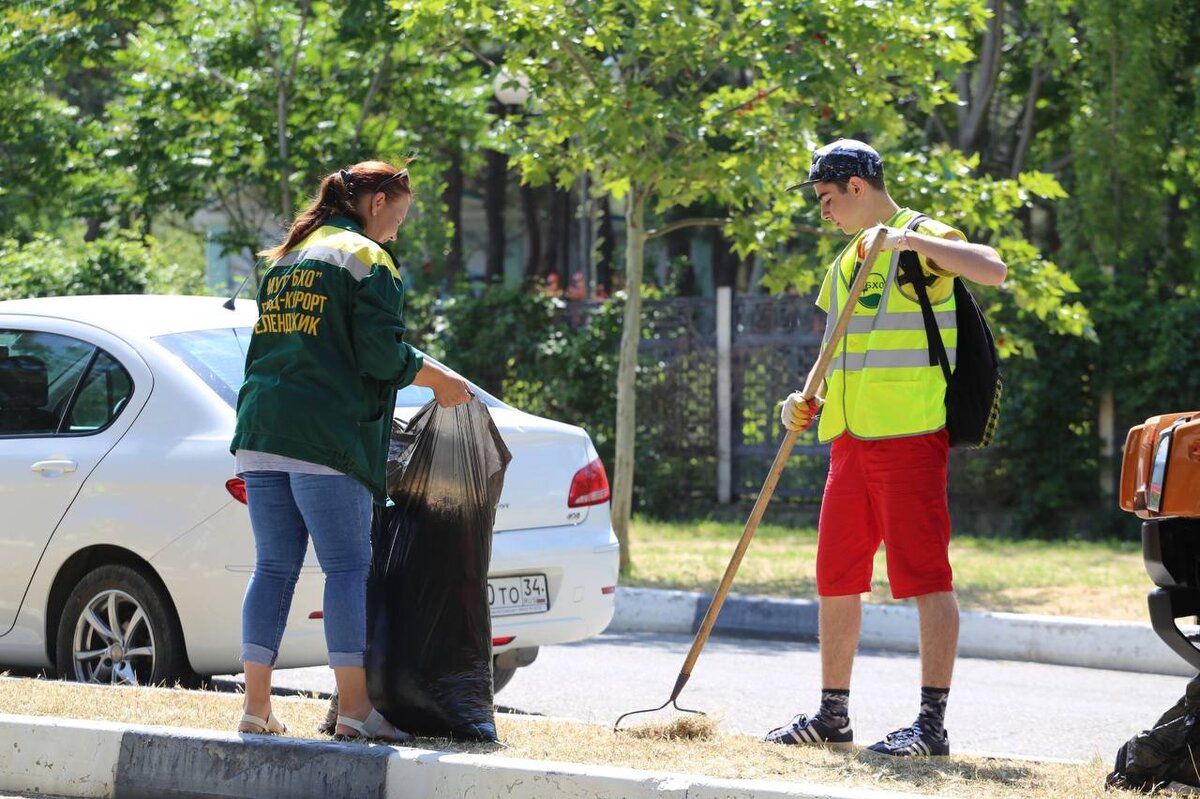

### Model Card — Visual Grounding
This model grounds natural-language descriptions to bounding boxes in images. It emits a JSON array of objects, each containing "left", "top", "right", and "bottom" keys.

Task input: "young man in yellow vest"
[{"left": 763, "top": 139, "right": 1007, "bottom": 757}]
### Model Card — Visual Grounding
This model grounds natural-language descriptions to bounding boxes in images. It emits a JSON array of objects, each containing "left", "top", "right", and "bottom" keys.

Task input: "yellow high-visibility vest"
[{"left": 815, "top": 208, "right": 962, "bottom": 442}]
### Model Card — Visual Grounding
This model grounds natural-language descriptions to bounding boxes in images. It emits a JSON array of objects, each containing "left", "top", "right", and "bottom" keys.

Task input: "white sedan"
[{"left": 0, "top": 294, "right": 619, "bottom": 691}]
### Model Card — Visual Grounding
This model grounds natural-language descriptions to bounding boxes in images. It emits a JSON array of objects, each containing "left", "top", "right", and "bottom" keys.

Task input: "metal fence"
[
  {"left": 560, "top": 293, "right": 1120, "bottom": 534},
  {"left": 565, "top": 292, "right": 833, "bottom": 504}
]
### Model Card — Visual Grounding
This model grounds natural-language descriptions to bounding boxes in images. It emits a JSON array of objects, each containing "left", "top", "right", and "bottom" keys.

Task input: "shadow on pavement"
[{"left": 201, "top": 676, "right": 332, "bottom": 700}]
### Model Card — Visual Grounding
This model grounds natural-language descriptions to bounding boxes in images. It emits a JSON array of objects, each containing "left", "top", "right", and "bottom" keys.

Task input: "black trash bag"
[
  {"left": 1107, "top": 674, "right": 1200, "bottom": 792},
  {"left": 365, "top": 398, "right": 511, "bottom": 742}
]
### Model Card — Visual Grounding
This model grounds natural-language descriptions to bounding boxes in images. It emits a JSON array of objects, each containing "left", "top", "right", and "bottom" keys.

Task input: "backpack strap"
[{"left": 896, "top": 215, "right": 953, "bottom": 384}]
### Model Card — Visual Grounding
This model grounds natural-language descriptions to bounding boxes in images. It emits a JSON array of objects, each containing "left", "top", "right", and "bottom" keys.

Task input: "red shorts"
[{"left": 816, "top": 430, "right": 953, "bottom": 599}]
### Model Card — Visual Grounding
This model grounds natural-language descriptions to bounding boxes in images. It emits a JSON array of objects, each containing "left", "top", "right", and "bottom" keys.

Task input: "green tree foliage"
[
  {"left": 1060, "top": 0, "right": 1200, "bottom": 414},
  {"left": 7, "top": 0, "right": 1193, "bottom": 543},
  {"left": 400, "top": 0, "right": 1091, "bottom": 564},
  {"left": 0, "top": 233, "right": 203, "bottom": 300},
  {"left": 1, "top": 1, "right": 493, "bottom": 282},
  {"left": 881, "top": 0, "right": 1200, "bottom": 535},
  {"left": 108, "top": 0, "right": 494, "bottom": 273},
  {"left": 0, "top": 1, "right": 167, "bottom": 239}
]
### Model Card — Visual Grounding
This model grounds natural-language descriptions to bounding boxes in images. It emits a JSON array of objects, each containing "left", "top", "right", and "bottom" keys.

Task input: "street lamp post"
[
  {"left": 491, "top": 70, "right": 533, "bottom": 288},
  {"left": 492, "top": 69, "right": 530, "bottom": 107}
]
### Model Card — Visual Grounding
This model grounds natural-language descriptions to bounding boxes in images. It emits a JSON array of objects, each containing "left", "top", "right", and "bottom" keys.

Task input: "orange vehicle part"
[{"left": 1120, "top": 412, "right": 1200, "bottom": 518}]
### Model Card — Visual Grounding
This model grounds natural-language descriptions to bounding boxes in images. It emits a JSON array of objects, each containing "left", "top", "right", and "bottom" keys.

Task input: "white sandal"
[
  {"left": 334, "top": 709, "right": 412, "bottom": 743},
  {"left": 238, "top": 711, "right": 286, "bottom": 735}
]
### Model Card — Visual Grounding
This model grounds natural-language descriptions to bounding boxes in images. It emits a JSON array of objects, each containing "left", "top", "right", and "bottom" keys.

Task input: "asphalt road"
[{"left": 249, "top": 631, "right": 1191, "bottom": 763}]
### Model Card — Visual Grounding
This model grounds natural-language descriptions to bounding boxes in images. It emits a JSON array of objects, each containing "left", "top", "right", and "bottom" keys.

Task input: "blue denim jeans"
[{"left": 240, "top": 471, "right": 372, "bottom": 668}]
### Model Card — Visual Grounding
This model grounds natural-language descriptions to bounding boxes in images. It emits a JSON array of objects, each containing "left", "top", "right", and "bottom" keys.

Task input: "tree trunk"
[
  {"left": 957, "top": 0, "right": 1004, "bottom": 155},
  {"left": 611, "top": 185, "right": 645, "bottom": 574},
  {"left": 273, "top": 0, "right": 311, "bottom": 223},
  {"left": 667, "top": 216, "right": 694, "bottom": 295},
  {"left": 485, "top": 149, "right": 507, "bottom": 284},
  {"left": 276, "top": 79, "right": 292, "bottom": 222},
  {"left": 544, "top": 184, "right": 572, "bottom": 290},
  {"left": 1010, "top": 66, "right": 1044, "bottom": 179},
  {"left": 83, "top": 217, "right": 103, "bottom": 243},
  {"left": 712, "top": 225, "right": 739, "bottom": 289},
  {"left": 521, "top": 180, "right": 542, "bottom": 281},
  {"left": 485, "top": 102, "right": 508, "bottom": 284},
  {"left": 442, "top": 149, "right": 464, "bottom": 291},
  {"left": 597, "top": 195, "right": 615, "bottom": 295},
  {"left": 541, "top": 188, "right": 558, "bottom": 288}
]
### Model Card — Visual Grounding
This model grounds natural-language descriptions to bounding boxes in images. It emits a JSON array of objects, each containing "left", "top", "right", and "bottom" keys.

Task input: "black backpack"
[{"left": 897, "top": 216, "right": 1002, "bottom": 448}]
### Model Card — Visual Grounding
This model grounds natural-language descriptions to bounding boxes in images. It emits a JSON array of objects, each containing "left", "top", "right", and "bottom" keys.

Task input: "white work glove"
[
  {"left": 857, "top": 225, "right": 912, "bottom": 257},
  {"left": 779, "top": 392, "right": 821, "bottom": 433}
]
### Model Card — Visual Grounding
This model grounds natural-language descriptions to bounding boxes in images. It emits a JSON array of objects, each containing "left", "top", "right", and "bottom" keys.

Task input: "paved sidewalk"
[{"left": 609, "top": 586, "right": 1199, "bottom": 677}]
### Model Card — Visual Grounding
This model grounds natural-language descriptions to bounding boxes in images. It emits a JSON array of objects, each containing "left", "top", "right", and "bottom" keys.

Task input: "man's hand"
[
  {"left": 856, "top": 225, "right": 910, "bottom": 257},
  {"left": 780, "top": 392, "right": 820, "bottom": 433}
]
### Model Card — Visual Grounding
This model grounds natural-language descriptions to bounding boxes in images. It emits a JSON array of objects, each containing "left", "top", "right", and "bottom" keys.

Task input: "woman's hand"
[
  {"left": 433, "top": 370, "right": 473, "bottom": 408},
  {"left": 415, "top": 362, "right": 474, "bottom": 408}
]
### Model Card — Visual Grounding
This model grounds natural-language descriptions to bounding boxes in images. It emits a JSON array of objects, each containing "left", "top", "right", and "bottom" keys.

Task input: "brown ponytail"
[{"left": 259, "top": 159, "right": 414, "bottom": 262}]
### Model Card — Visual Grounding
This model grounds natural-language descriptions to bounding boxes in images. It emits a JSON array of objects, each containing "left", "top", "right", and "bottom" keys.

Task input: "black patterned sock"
[
  {"left": 917, "top": 686, "right": 950, "bottom": 737},
  {"left": 817, "top": 688, "right": 850, "bottom": 727}
]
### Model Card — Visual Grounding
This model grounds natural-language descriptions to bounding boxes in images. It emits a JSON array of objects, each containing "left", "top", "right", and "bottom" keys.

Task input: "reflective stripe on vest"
[
  {"left": 817, "top": 209, "right": 958, "bottom": 442},
  {"left": 276, "top": 226, "right": 398, "bottom": 281}
]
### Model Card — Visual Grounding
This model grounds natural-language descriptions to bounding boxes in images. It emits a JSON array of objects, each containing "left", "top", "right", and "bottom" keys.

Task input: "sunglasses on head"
[
  {"left": 340, "top": 168, "right": 409, "bottom": 194},
  {"left": 373, "top": 169, "right": 409, "bottom": 193}
]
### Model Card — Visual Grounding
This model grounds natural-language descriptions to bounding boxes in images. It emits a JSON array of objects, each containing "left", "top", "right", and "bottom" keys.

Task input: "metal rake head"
[{"left": 612, "top": 697, "right": 706, "bottom": 733}]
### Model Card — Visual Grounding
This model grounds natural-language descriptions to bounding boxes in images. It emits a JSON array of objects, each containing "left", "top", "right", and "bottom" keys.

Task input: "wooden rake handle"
[{"left": 668, "top": 228, "right": 886, "bottom": 698}]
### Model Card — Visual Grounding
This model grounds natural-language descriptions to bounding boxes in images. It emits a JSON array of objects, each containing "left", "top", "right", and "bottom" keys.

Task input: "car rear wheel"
[
  {"left": 492, "top": 646, "right": 538, "bottom": 695},
  {"left": 492, "top": 664, "right": 517, "bottom": 694},
  {"left": 55, "top": 564, "right": 196, "bottom": 687}
]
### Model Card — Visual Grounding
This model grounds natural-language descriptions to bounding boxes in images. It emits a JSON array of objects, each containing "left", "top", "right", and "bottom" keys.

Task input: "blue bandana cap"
[{"left": 787, "top": 139, "right": 883, "bottom": 191}]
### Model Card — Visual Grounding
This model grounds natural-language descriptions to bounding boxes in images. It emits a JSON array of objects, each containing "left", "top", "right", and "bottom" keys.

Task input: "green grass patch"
[{"left": 625, "top": 517, "right": 1148, "bottom": 620}]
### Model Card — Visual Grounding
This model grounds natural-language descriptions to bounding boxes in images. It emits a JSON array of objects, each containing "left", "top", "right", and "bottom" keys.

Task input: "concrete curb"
[
  {"left": 0, "top": 714, "right": 938, "bottom": 799},
  {"left": 609, "top": 587, "right": 1198, "bottom": 677}
]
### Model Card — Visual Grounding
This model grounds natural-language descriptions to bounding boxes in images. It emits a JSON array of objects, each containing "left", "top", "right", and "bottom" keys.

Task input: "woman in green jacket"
[{"left": 231, "top": 160, "right": 471, "bottom": 741}]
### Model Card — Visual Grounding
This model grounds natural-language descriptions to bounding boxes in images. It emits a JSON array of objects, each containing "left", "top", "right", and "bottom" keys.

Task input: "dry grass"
[
  {"left": 623, "top": 712, "right": 718, "bottom": 742},
  {"left": 626, "top": 518, "right": 1149, "bottom": 620},
  {"left": 0, "top": 677, "right": 1127, "bottom": 798}
]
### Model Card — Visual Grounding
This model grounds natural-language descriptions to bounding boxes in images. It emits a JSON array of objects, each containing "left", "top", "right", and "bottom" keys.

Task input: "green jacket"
[{"left": 230, "top": 216, "right": 424, "bottom": 501}]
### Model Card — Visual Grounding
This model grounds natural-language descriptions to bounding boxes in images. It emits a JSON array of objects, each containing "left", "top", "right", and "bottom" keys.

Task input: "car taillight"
[
  {"left": 226, "top": 477, "right": 248, "bottom": 505},
  {"left": 568, "top": 457, "right": 610, "bottom": 508},
  {"left": 492, "top": 636, "right": 515, "bottom": 646}
]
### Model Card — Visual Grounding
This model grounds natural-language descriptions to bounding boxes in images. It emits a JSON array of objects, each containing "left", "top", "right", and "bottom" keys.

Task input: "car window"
[
  {"left": 65, "top": 351, "right": 134, "bottom": 433},
  {"left": 154, "top": 327, "right": 250, "bottom": 409},
  {"left": 0, "top": 329, "right": 95, "bottom": 436}
]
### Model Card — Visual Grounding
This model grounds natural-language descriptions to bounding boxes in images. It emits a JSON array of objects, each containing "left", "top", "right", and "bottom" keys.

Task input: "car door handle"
[{"left": 31, "top": 459, "right": 78, "bottom": 474}]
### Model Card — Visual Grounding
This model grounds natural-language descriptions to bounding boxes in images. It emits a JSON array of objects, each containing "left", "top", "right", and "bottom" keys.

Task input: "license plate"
[{"left": 488, "top": 574, "right": 549, "bottom": 617}]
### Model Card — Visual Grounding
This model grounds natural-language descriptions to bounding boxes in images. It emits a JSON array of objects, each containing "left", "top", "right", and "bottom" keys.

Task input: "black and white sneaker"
[
  {"left": 867, "top": 723, "right": 949, "bottom": 757},
  {"left": 763, "top": 713, "right": 853, "bottom": 747}
]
